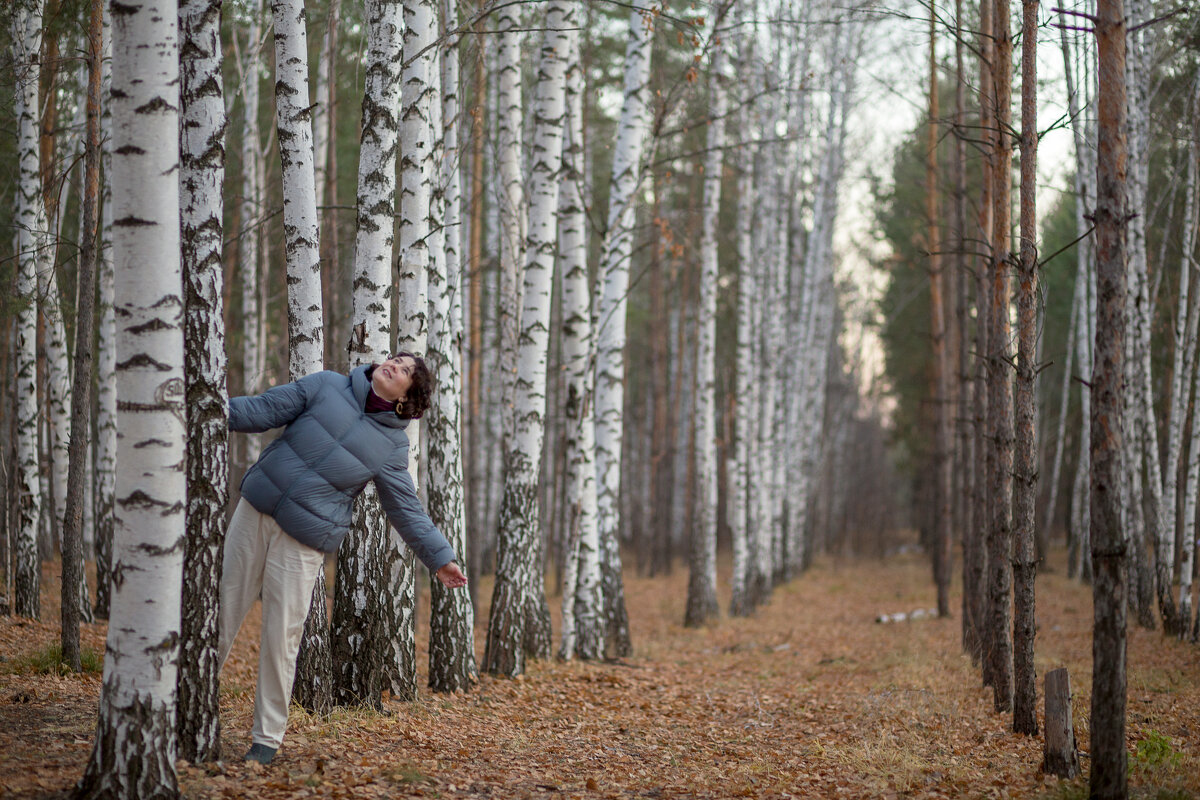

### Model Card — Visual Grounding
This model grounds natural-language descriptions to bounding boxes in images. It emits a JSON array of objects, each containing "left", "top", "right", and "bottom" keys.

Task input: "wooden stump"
[{"left": 1042, "top": 667, "right": 1081, "bottom": 778}]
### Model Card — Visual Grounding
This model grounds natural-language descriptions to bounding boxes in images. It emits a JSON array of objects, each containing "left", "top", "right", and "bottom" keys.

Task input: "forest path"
[{"left": 2, "top": 548, "right": 1197, "bottom": 799}]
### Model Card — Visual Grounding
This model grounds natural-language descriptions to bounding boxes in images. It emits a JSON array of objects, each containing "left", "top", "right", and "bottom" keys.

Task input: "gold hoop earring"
[{"left": 394, "top": 400, "right": 404, "bottom": 415}]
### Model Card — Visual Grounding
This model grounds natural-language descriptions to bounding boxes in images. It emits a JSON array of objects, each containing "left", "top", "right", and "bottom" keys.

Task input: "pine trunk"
[
  {"left": 1011, "top": 0, "right": 1039, "bottom": 735},
  {"left": 1090, "top": 0, "right": 1130, "bottom": 792},
  {"left": 926, "top": 8, "right": 952, "bottom": 619},
  {"left": 985, "top": 0, "right": 1015, "bottom": 712}
]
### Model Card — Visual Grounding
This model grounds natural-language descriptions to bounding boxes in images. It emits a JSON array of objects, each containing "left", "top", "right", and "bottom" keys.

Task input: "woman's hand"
[{"left": 435, "top": 561, "right": 468, "bottom": 588}]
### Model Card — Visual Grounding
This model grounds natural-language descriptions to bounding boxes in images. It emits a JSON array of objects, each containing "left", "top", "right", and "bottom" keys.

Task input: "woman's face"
[{"left": 372, "top": 354, "right": 416, "bottom": 404}]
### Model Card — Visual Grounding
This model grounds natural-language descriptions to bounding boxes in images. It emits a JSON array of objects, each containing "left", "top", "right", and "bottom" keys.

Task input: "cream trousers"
[{"left": 219, "top": 498, "right": 325, "bottom": 749}]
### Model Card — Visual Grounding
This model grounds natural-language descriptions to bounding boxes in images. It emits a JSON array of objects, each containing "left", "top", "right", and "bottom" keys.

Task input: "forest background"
[{"left": 1, "top": 0, "right": 1200, "bottom": 796}]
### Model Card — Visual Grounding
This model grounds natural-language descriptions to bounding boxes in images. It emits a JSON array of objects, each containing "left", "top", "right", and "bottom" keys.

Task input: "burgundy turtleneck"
[{"left": 365, "top": 387, "right": 396, "bottom": 415}]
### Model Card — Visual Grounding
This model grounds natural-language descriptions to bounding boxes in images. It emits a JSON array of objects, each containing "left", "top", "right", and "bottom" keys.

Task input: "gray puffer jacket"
[{"left": 229, "top": 364, "right": 456, "bottom": 572}]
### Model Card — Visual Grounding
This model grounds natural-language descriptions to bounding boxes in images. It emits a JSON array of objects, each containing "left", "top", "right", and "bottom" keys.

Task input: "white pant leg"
[
  {"left": 218, "top": 498, "right": 271, "bottom": 670},
  {"left": 251, "top": 520, "right": 324, "bottom": 749}
]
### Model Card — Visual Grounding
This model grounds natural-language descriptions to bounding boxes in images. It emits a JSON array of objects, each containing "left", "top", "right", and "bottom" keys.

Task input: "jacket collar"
[{"left": 353, "top": 364, "right": 409, "bottom": 430}]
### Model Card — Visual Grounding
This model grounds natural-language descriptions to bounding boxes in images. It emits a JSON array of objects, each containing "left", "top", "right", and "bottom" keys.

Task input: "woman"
[{"left": 218, "top": 352, "right": 467, "bottom": 765}]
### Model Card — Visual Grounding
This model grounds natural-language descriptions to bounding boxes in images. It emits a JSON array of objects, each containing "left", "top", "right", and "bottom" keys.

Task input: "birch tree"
[
  {"left": 237, "top": 0, "right": 267, "bottom": 460},
  {"left": 75, "top": 0, "right": 186, "bottom": 790},
  {"left": 427, "top": 0, "right": 477, "bottom": 692},
  {"left": 593, "top": 1, "right": 662, "bottom": 657},
  {"left": 558, "top": 33, "right": 604, "bottom": 660},
  {"left": 93, "top": 0, "right": 117, "bottom": 621},
  {"left": 11, "top": 0, "right": 46, "bottom": 621},
  {"left": 177, "top": 0, "right": 229, "bottom": 762},
  {"left": 1177, "top": 75, "right": 1200, "bottom": 636},
  {"left": 330, "top": 0, "right": 403, "bottom": 711},
  {"left": 484, "top": 0, "right": 574, "bottom": 676},
  {"left": 271, "top": 0, "right": 324, "bottom": 377},
  {"left": 684, "top": 38, "right": 724, "bottom": 628}
]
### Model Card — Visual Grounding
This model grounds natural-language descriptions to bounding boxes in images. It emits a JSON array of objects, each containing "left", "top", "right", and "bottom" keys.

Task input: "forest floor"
[{"left": 1, "top": 546, "right": 1198, "bottom": 800}]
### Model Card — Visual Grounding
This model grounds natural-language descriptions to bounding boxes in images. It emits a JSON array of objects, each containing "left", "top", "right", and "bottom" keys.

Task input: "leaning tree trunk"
[
  {"left": 484, "top": 0, "right": 573, "bottom": 676},
  {"left": 11, "top": 0, "right": 46, "bottom": 621},
  {"left": 75, "top": 0, "right": 186, "bottom": 791},
  {"left": 1010, "top": 0, "right": 1039, "bottom": 736},
  {"left": 1089, "top": 0, "right": 1130, "bottom": 794},
  {"left": 684, "top": 40, "right": 723, "bottom": 629},
  {"left": 427, "top": 0, "right": 477, "bottom": 692},
  {"left": 329, "top": 0, "right": 404, "bottom": 712},
  {"left": 60, "top": 0, "right": 103, "bottom": 672},
  {"left": 593, "top": 1, "right": 661, "bottom": 658},
  {"left": 558, "top": 35, "right": 604, "bottom": 661},
  {"left": 93, "top": 0, "right": 116, "bottom": 621}
]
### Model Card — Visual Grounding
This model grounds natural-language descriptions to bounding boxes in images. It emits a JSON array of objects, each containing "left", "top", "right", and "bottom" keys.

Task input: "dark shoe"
[{"left": 244, "top": 743, "right": 277, "bottom": 765}]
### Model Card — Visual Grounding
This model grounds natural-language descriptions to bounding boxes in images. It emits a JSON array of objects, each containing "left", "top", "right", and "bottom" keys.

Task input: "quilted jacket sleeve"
[
  {"left": 228, "top": 374, "right": 314, "bottom": 433},
  {"left": 376, "top": 456, "right": 457, "bottom": 573}
]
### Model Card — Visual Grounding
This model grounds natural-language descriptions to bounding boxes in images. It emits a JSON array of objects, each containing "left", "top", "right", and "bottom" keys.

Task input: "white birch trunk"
[
  {"left": 593, "top": 0, "right": 661, "bottom": 657},
  {"left": 558, "top": 36, "right": 603, "bottom": 660},
  {"left": 484, "top": 0, "right": 574, "bottom": 676},
  {"left": 1174, "top": 74, "right": 1200, "bottom": 635},
  {"left": 427, "top": 0, "right": 476, "bottom": 692},
  {"left": 271, "top": 0, "right": 324, "bottom": 379},
  {"left": 330, "top": 0, "right": 404, "bottom": 709},
  {"left": 93, "top": 0, "right": 116, "bottom": 620},
  {"left": 494, "top": 1, "right": 525, "bottom": 439},
  {"left": 238, "top": 0, "right": 267, "bottom": 467},
  {"left": 178, "top": 0, "right": 229, "bottom": 761},
  {"left": 41, "top": 218, "right": 73, "bottom": 541},
  {"left": 685, "top": 41, "right": 724, "bottom": 627},
  {"left": 77, "top": 0, "right": 185, "bottom": 790},
  {"left": 729, "top": 118, "right": 757, "bottom": 617},
  {"left": 12, "top": 0, "right": 46, "bottom": 620}
]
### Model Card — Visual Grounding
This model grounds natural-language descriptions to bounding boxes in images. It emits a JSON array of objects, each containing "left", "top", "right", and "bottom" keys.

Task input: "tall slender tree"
[
  {"left": 11, "top": 0, "right": 46, "bottom": 621},
  {"left": 985, "top": 0, "right": 1015, "bottom": 712},
  {"left": 593, "top": 1, "right": 661, "bottom": 657},
  {"left": 177, "top": 0, "right": 229, "bottom": 762},
  {"left": 60, "top": 0, "right": 103, "bottom": 671},
  {"left": 558, "top": 32, "right": 603, "bottom": 660},
  {"left": 684, "top": 37, "right": 724, "bottom": 628},
  {"left": 1090, "top": 0, "right": 1130, "bottom": 792},
  {"left": 330, "top": 0, "right": 404, "bottom": 711},
  {"left": 76, "top": 0, "right": 186, "bottom": 790},
  {"left": 271, "top": 0, "right": 324, "bottom": 378},
  {"left": 93, "top": 0, "right": 117, "bottom": 621},
  {"left": 427, "top": 0, "right": 477, "bottom": 693},
  {"left": 484, "top": 0, "right": 574, "bottom": 676},
  {"left": 1011, "top": 0, "right": 1039, "bottom": 736}
]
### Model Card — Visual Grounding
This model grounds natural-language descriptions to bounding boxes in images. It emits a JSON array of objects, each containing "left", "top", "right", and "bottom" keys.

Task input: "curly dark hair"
[{"left": 391, "top": 351, "right": 433, "bottom": 419}]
